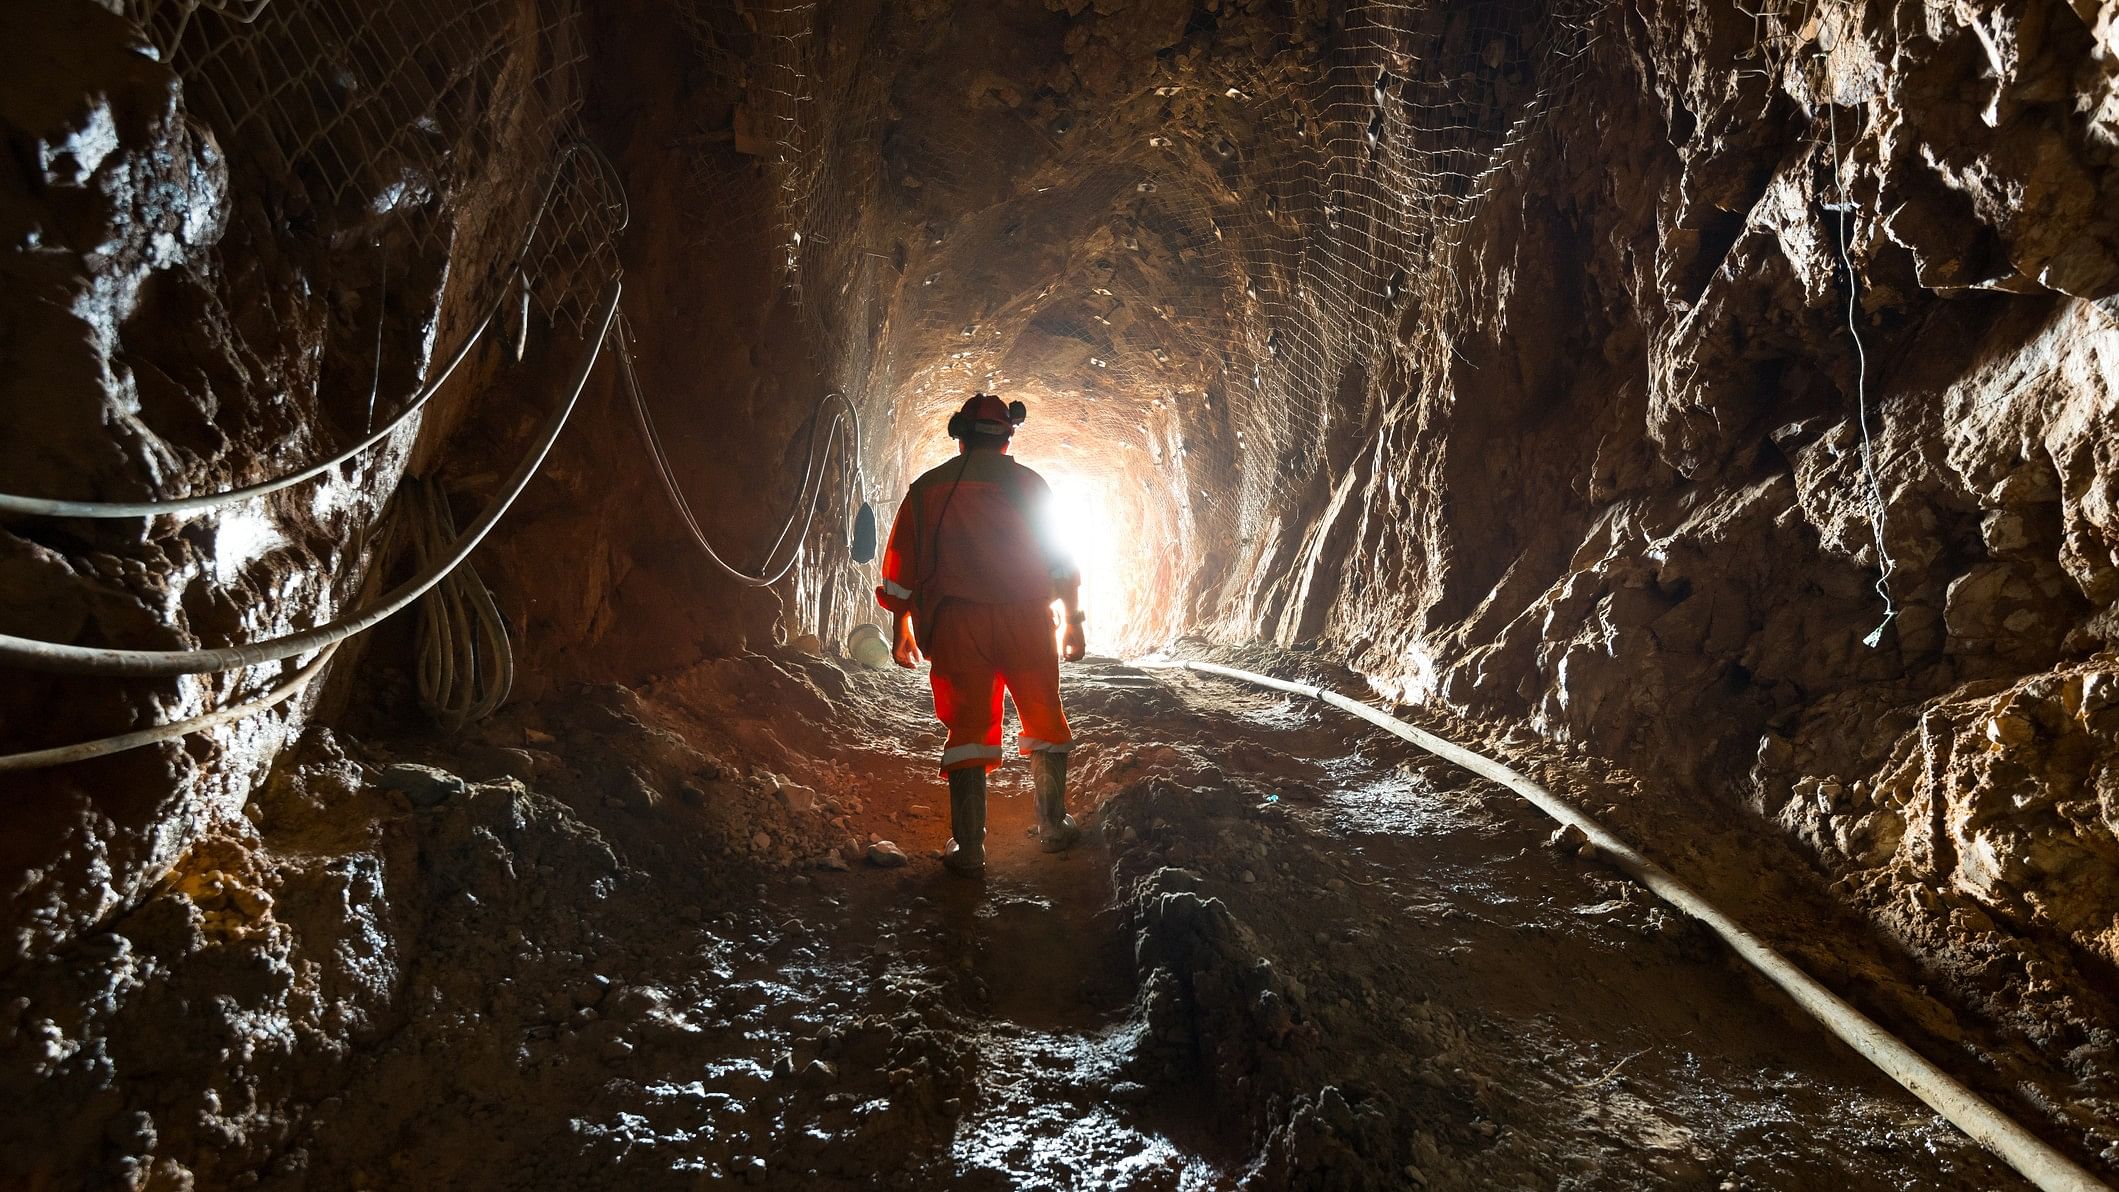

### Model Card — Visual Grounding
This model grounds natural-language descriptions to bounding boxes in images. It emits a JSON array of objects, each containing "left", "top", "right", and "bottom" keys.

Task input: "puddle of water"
[
  {"left": 953, "top": 1025, "right": 1224, "bottom": 1191},
  {"left": 1304, "top": 772, "right": 1459, "bottom": 837}
]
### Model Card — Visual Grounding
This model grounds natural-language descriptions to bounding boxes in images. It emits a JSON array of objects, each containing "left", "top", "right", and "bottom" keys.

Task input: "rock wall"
[
  {"left": 463, "top": 0, "right": 862, "bottom": 698},
  {"left": 466, "top": 0, "right": 2119, "bottom": 1042},
  {"left": 0, "top": 0, "right": 594, "bottom": 966},
  {"left": 1292, "top": 0, "right": 2119, "bottom": 1059},
  {"left": 7, "top": 0, "right": 2117, "bottom": 1105}
]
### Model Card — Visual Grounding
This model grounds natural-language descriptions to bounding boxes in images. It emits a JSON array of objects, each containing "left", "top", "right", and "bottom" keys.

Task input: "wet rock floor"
[{"left": 234, "top": 649, "right": 2070, "bottom": 1190}]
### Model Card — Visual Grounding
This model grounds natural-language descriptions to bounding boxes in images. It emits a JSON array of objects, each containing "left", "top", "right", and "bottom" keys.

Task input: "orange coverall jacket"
[
  {"left": 874, "top": 449, "right": 1080, "bottom": 771},
  {"left": 874, "top": 450, "right": 1078, "bottom": 631}
]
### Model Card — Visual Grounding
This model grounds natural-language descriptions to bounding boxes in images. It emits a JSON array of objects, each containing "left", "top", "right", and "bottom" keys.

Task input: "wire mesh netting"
[
  {"left": 121, "top": 0, "right": 624, "bottom": 373},
  {"left": 679, "top": 0, "right": 896, "bottom": 433},
  {"left": 675, "top": 0, "right": 1603, "bottom": 621},
  {"left": 71, "top": 0, "right": 632, "bottom": 721}
]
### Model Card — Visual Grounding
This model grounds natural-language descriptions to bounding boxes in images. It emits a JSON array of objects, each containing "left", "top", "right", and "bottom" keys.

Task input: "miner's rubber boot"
[
  {"left": 1032, "top": 751, "right": 1081, "bottom": 853},
  {"left": 941, "top": 767, "right": 987, "bottom": 877}
]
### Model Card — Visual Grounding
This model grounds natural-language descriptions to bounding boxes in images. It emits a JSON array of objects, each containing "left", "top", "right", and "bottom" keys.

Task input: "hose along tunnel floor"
[{"left": 212, "top": 645, "right": 2057, "bottom": 1189}]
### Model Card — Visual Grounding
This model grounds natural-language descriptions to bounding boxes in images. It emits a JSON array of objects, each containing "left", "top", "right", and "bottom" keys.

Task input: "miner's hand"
[
  {"left": 891, "top": 612, "right": 923, "bottom": 669},
  {"left": 1061, "top": 621, "right": 1087, "bottom": 663}
]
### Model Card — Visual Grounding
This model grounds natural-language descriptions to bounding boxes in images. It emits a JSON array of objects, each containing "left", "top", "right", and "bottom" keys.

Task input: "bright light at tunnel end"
[{"left": 1039, "top": 468, "right": 1135, "bottom": 655}]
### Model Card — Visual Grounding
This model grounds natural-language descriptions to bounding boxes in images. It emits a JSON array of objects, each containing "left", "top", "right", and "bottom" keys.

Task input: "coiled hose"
[{"left": 402, "top": 475, "right": 513, "bottom": 731}]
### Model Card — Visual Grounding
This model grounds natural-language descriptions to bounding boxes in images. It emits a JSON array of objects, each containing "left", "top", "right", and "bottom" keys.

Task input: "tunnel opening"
[
  {"left": 1032, "top": 462, "right": 1142, "bottom": 655},
  {"left": 5, "top": 0, "right": 2119, "bottom": 1188}
]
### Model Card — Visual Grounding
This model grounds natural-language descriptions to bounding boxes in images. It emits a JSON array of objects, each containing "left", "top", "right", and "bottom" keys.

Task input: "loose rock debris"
[{"left": 0, "top": 650, "right": 2084, "bottom": 1188}]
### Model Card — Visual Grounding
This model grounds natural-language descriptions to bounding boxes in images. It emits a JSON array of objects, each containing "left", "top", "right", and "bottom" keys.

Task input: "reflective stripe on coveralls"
[
  {"left": 926, "top": 600, "right": 1072, "bottom": 774},
  {"left": 940, "top": 744, "right": 1006, "bottom": 767}
]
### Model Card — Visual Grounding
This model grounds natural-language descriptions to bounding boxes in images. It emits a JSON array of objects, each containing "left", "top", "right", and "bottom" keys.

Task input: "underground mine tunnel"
[{"left": 5, "top": 0, "right": 2119, "bottom": 1187}]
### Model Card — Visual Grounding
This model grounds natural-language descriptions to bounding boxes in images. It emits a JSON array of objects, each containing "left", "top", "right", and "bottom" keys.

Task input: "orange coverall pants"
[{"left": 926, "top": 600, "right": 1073, "bottom": 774}]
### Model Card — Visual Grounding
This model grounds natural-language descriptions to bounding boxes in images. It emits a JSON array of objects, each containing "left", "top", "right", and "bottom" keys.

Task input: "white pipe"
[
  {"left": 0, "top": 644, "right": 338, "bottom": 772},
  {"left": 0, "top": 280, "right": 620, "bottom": 677},
  {"left": 1147, "top": 657, "right": 2110, "bottom": 1192}
]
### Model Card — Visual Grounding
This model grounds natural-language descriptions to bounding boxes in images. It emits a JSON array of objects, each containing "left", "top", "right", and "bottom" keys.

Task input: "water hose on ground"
[
  {"left": 403, "top": 475, "right": 514, "bottom": 731},
  {"left": 0, "top": 279, "right": 620, "bottom": 678},
  {"left": 0, "top": 143, "right": 610, "bottom": 521},
  {"left": 0, "top": 644, "right": 340, "bottom": 773},
  {"left": 617, "top": 309, "right": 863, "bottom": 587},
  {"left": 1146, "top": 657, "right": 2110, "bottom": 1192}
]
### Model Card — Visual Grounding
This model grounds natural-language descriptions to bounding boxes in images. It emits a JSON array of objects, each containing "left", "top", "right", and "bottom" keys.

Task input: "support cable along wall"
[
  {"left": 0, "top": 0, "right": 627, "bottom": 768},
  {"left": 1736, "top": 0, "right": 1899, "bottom": 646},
  {"left": 1817, "top": 16, "right": 1899, "bottom": 649},
  {"left": 0, "top": 283, "right": 622, "bottom": 768},
  {"left": 674, "top": 0, "right": 886, "bottom": 645},
  {"left": 616, "top": 311, "right": 866, "bottom": 589},
  {"left": 0, "top": 647, "right": 344, "bottom": 774}
]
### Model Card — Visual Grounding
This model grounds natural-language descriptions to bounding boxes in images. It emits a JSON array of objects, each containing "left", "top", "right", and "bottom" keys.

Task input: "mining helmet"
[{"left": 947, "top": 393, "right": 1028, "bottom": 440}]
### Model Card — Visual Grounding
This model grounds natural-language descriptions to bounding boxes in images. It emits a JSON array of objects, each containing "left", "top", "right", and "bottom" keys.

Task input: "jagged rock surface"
[{"left": 4, "top": 0, "right": 2119, "bottom": 1184}]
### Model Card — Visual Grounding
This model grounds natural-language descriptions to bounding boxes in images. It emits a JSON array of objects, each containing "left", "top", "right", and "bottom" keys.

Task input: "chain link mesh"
[
  {"left": 676, "top": 0, "right": 1600, "bottom": 593},
  {"left": 121, "top": 0, "right": 622, "bottom": 351}
]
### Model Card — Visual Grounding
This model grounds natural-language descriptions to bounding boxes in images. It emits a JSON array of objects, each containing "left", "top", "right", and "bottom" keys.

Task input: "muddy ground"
[{"left": 14, "top": 644, "right": 2113, "bottom": 1189}]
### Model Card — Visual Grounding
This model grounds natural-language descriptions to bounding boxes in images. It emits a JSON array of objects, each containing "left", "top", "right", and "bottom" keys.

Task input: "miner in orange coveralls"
[{"left": 875, "top": 393, "right": 1087, "bottom": 877}]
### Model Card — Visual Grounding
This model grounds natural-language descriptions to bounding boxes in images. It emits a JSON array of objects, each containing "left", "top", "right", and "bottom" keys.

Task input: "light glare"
[{"left": 1042, "top": 469, "right": 1128, "bottom": 653}]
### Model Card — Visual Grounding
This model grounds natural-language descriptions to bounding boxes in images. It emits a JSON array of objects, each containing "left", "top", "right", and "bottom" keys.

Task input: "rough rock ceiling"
[
  {"left": 680, "top": 0, "right": 1584, "bottom": 649},
  {"left": 5, "top": 0, "right": 2119, "bottom": 1184}
]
